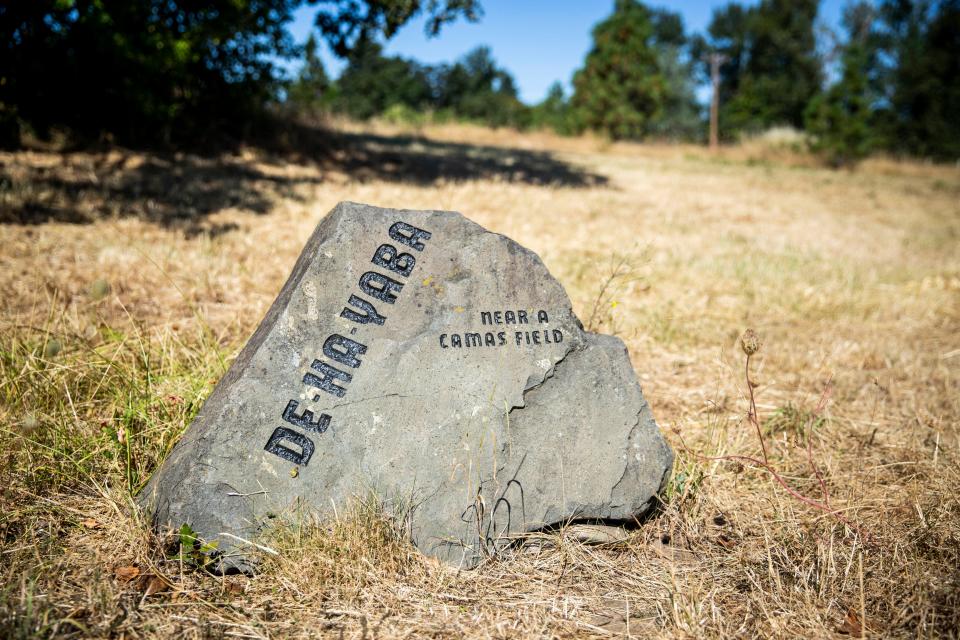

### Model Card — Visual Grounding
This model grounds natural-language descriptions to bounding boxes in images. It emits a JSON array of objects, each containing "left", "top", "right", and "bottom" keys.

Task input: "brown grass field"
[{"left": 1, "top": 122, "right": 958, "bottom": 638}]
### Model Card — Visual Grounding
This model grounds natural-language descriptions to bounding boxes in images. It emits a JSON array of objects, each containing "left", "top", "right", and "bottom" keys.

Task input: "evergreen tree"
[
  {"left": 698, "top": 0, "right": 821, "bottom": 137},
  {"left": 647, "top": 8, "right": 702, "bottom": 141},
  {"left": 433, "top": 46, "right": 527, "bottom": 127},
  {"left": 695, "top": 2, "right": 751, "bottom": 112},
  {"left": 805, "top": 2, "right": 878, "bottom": 166},
  {"left": 877, "top": 0, "right": 960, "bottom": 159},
  {"left": 531, "top": 82, "right": 573, "bottom": 134},
  {"left": 330, "top": 42, "right": 528, "bottom": 128},
  {"left": 728, "top": 0, "right": 822, "bottom": 132},
  {"left": 287, "top": 35, "right": 332, "bottom": 117},
  {"left": 570, "top": 0, "right": 665, "bottom": 140},
  {"left": 333, "top": 40, "right": 433, "bottom": 120}
]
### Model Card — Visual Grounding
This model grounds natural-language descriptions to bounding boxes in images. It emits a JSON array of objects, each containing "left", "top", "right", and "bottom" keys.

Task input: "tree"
[
  {"left": 737, "top": 0, "right": 821, "bottom": 131},
  {"left": 287, "top": 35, "right": 332, "bottom": 117},
  {"left": 531, "top": 82, "right": 573, "bottom": 134},
  {"left": 333, "top": 40, "right": 433, "bottom": 120},
  {"left": 691, "top": 3, "right": 751, "bottom": 116},
  {"left": 312, "top": 0, "right": 482, "bottom": 57},
  {"left": 647, "top": 8, "right": 702, "bottom": 140},
  {"left": 875, "top": 0, "right": 960, "bottom": 159},
  {"left": 805, "top": 2, "right": 878, "bottom": 166},
  {"left": 432, "top": 46, "right": 527, "bottom": 127},
  {"left": 0, "top": 0, "right": 297, "bottom": 147},
  {"left": 329, "top": 42, "right": 528, "bottom": 128},
  {"left": 570, "top": 0, "right": 665, "bottom": 140},
  {"left": 697, "top": 0, "right": 821, "bottom": 137},
  {"left": 0, "top": 1, "right": 483, "bottom": 147}
]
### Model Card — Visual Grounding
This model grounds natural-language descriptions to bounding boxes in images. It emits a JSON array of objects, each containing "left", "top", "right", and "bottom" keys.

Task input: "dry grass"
[{"left": 1, "top": 122, "right": 958, "bottom": 638}]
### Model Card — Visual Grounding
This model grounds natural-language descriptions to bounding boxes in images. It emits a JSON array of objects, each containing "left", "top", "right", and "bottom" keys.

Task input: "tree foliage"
[
  {"left": 874, "top": 0, "right": 960, "bottom": 159},
  {"left": 2, "top": 0, "right": 958, "bottom": 161},
  {"left": 286, "top": 35, "right": 332, "bottom": 117},
  {"left": 696, "top": 0, "right": 821, "bottom": 136},
  {"left": 0, "top": 0, "right": 480, "bottom": 147},
  {"left": 692, "top": 3, "right": 751, "bottom": 110},
  {"left": 648, "top": 9, "right": 701, "bottom": 141},
  {"left": 569, "top": 0, "right": 664, "bottom": 140},
  {"left": 802, "top": 0, "right": 960, "bottom": 162},
  {"left": 432, "top": 46, "right": 527, "bottom": 126},
  {"left": 0, "top": 0, "right": 297, "bottom": 146},
  {"left": 805, "top": 3, "right": 877, "bottom": 166},
  {"left": 567, "top": 2, "right": 699, "bottom": 141},
  {"left": 530, "top": 82, "right": 574, "bottom": 134},
  {"left": 333, "top": 40, "right": 433, "bottom": 120},
  {"left": 734, "top": 0, "right": 821, "bottom": 131},
  {"left": 332, "top": 43, "right": 526, "bottom": 127},
  {"left": 311, "top": 0, "right": 481, "bottom": 57}
]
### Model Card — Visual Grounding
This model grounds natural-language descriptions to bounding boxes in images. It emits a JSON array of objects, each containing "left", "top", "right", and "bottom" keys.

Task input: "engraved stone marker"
[{"left": 139, "top": 202, "right": 673, "bottom": 571}]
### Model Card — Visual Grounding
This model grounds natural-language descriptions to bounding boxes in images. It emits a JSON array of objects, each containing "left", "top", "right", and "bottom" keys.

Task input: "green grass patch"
[{"left": 0, "top": 322, "right": 225, "bottom": 497}]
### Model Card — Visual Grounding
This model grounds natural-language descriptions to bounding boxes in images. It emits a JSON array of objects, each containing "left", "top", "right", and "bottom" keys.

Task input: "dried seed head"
[{"left": 740, "top": 329, "right": 762, "bottom": 356}]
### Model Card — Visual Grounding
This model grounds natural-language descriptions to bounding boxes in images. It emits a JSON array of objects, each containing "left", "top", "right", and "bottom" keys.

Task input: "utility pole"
[{"left": 708, "top": 52, "right": 726, "bottom": 151}]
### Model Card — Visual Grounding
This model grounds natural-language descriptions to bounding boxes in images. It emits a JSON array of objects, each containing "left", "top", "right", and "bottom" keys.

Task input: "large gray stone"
[{"left": 139, "top": 202, "right": 673, "bottom": 570}]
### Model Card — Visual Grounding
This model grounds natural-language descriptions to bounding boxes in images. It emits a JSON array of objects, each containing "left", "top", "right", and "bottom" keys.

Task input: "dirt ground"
[{"left": 1, "top": 122, "right": 958, "bottom": 638}]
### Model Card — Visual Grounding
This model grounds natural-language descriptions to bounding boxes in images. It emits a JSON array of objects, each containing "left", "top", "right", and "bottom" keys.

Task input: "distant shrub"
[{"left": 380, "top": 104, "right": 427, "bottom": 127}]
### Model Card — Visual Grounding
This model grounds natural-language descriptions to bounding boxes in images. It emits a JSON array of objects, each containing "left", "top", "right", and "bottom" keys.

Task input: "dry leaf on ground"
[
  {"left": 114, "top": 566, "right": 140, "bottom": 582},
  {"left": 838, "top": 607, "right": 865, "bottom": 637},
  {"left": 139, "top": 574, "right": 170, "bottom": 597}
]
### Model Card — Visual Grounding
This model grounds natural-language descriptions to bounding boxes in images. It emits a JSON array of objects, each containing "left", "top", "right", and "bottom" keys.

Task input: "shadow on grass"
[{"left": 0, "top": 122, "right": 607, "bottom": 228}]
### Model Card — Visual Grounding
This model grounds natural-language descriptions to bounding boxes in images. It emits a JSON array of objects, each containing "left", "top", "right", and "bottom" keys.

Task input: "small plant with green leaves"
[
  {"left": 765, "top": 402, "right": 826, "bottom": 439},
  {"left": 664, "top": 456, "right": 705, "bottom": 507},
  {"left": 170, "top": 523, "right": 219, "bottom": 570}
]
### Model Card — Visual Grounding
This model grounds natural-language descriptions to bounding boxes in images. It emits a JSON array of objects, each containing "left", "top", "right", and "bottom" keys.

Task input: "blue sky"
[{"left": 286, "top": 0, "right": 847, "bottom": 105}]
